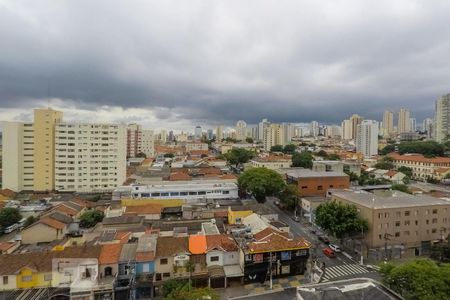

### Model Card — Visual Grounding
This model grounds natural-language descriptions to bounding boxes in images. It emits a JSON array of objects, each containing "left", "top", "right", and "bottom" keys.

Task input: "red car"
[{"left": 323, "top": 247, "right": 336, "bottom": 258}]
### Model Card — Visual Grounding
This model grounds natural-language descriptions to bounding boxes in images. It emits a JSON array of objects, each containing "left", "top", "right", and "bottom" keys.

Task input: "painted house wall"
[
  {"left": 223, "top": 251, "right": 239, "bottom": 266},
  {"left": 99, "top": 264, "right": 119, "bottom": 279},
  {"left": 16, "top": 268, "right": 53, "bottom": 289},
  {"left": 155, "top": 256, "right": 173, "bottom": 276},
  {"left": 0, "top": 275, "right": 17, "bottom": 290},
  {"left": 206, "top": 250, "right": 223, "bottom": 267},
  {"left": 136, "top": 261, "right": 155, "bottom": 274},
  {"left": 21, "top": 223, "right": 66, "bottom": 244}
]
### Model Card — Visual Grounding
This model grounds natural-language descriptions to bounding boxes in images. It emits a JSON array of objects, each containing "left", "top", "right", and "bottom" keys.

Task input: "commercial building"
[
  {"left": 115, "top": 181, "right": 239, "bottom": 203},
  {"left": 356, "top": 120, "right": 379, "bottom": 158},
  {"left": 435, "top": 93, "right": 450, "bottom": 143},
  {"left": 330, "top": 189, "right": 450, "bottom": 259},
  {"left": 284, "top": 169, "right": 350, "bottom": 197},
  {"left": 54, "top": 123, "right": 127, "bottom": 192}
]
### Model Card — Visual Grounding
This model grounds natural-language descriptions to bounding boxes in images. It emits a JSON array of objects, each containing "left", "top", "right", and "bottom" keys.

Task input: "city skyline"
[{"left": 1, "top": 1, "right": 450, "bottom": 128}]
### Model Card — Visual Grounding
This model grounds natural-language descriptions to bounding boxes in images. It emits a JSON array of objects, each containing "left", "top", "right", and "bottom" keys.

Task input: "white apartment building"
[
  {"left": 382, "top": 110, "right": 394, "bottom": 137},
  {"left": 235, "top": 120, "right": 247, "bottom": 141},
  {"left": 185, "top": 142, "right": 208, "bottom": 152},
  {"left": 435, "top": 94, "right": 450, "bottom": 143},
  {"left": 309, "top": 121, "right": 319, "bottom": 137},
  {"left": 140, "top": 129, "right": 155, "bottom": 157},
  {"left": 356, "top": 120, "right": 379, "bottom": 157},
  {"left": 126, "top": 124, "right": 155, "bottom": 158},
  {"left": 263, "top": 123, "right": 285, "bottom": 151},
  {"left": 54, "top": 123, "right": 127, "bottom": 192}
]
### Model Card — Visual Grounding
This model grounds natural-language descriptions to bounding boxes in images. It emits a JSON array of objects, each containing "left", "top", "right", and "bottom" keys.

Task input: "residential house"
[
  {"left": 123, "top": 204, "right": 162, "bottom": 220},
  {"left": 21, "top": 217, "right": 68, "bottom": 244},
  {"left": 206, "top": 234, "right": 242, "bottom": 288},
  {"left": 154, "top": 236, "right": 190, "bottom": 284},
  {"left": 188, "top": 235, "right": 209, "bottom": 287},
  {"left": 0, "top": 241, "right": 20, "bottom": 254},
  {"left": 135, "top": 233, "right": 157, "bottom": 300},
  {"left": 116, "top": 243, "right": 138, "bottom": 299}
]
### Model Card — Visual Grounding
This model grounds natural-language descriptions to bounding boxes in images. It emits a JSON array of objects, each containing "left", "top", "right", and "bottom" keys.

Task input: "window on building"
[
  {"left": 3, "top": 276, "right": 8, "bottom": 285},
  {"left": 44, "top": 274, "right": 52, "bottom": 281},
  {"left": 155, "top": 273, "right": 162, "bottom": 281},
  {"left": 404, "top": 211, "right": 410, "bottom": 216},
  {"left": 22, "top": 276, "right": 32, "bottom": 282},
  {"left": 379, "top": 234, "right": 382, "bottom": 240},
  {"left": 395, "top": 232, "right": 400, "bottom": 237},
  {"left": 432, "top": 218, "right": 438, "bottom": 224},
  {"left": 163, "top": 272, "right": 171, "bottom": 278},
  {"left": 432, "top": 228, "right": 437, "bottom": 233},
  {"left": 384, "top": 212, "right": 389, "bottom": 218},
  {"left": 301, "top": 186, "right": 308, "bottom": 189},
  {"left": 426, "top": 220, "right": 429, "bottom": 225},
  {"left": 395, "top": 211, "right": 401, "bottom": 217},
  {"left": 317, "top": 185, "right": 323, "bottom": 190},
  {"left": 395, "top": 221, "right": 400, "bottom": 227},
  {"left": 415, "top": 220, "right": 419, "bottom": 226},
  {"left": 210, "top": 256, "right": 219, "bottom": 262},
  {"left": 432, "top": 209, "right": 438, "bottom": 214},
  {"left": 160, "top": 258, "right": 168, "bottom": 265},
  {"left": 405, "top": 220, "right": 410, "bottom": 226}
]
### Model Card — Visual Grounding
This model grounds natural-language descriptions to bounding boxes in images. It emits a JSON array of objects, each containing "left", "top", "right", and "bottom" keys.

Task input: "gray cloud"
[{"left": 0, "top": 0, "right": 449, "bottom": 127}]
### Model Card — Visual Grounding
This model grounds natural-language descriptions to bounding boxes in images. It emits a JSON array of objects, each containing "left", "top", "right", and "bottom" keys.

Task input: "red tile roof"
[
  {"left": 40, "top": 217, "right": 66, "bottom": 230},
  {"left": 99, "top": 244, "right": 123, "bottom": 265},
  {"left": 0, "top": 189, "right": 16, "bottom": 198},
  {"left": 169, "top": 172, "right": 192, "bottom": 181},
  {"left": 206, "top": 234, "right": 238, "bottom": 252},
  {"left": 248, "top": 228, "right": 310, "bottom": 253},
  {"left": 136, "top": 252, "right": 155, "bottom": 262},
  {"left": 125, "top": 204, "right": 163, "bottom": 215},
  {"left": 389, "top": 153, "right": 450, "bottom": 164}
]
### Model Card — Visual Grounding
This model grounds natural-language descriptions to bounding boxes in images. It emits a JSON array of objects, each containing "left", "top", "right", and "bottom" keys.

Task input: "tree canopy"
[
  {"left": 315, "top": 201, "right": 368, "bottom": 239},
  {"left": 398, "top": 141, "right": 445, "bottom": 157},
  {"left": 238, "top": 167, "right": 286, "bottom": 203},
  {"left": 79, "top": 210, "right": 104, "bottom": 228},
  {"left": 374, "top": 156, "right": 395, "bottom": 170},
  {"left": 380, "top": 259, "right": 450, "bottom": 300},
  {"left": 224, "top": 148, "right": 255, "bottom": 167},
  {"left": 270, "top": 145, "right": 284, "bottom": 152},
  {"left": 283, "top": 144, "right": 297, "bottom": 154},
  {"left": 23, "top": 215, "right": 38, "bottom": 228},
  {"left": 391, "top": 183, "right": 411, "bottom": 194},
  {"left": 245, "top": 137, "right": 254, "bottom": 143},
  {"left": 163, "top": 279, "right": 219, "bottom": 300},
  {"left": 292, "top": 152, "right": 313, "bottom": 168},
  {"left": 278, "top": 184, "right": 299, "bottom": 210},
  {"left": 0, "top": 207, "right": 22, "bottom": 229}
]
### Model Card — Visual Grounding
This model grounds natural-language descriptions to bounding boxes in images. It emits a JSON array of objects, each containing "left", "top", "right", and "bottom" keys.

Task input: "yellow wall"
[
  {"left": 33, "top": 108, "right": 63, "bottom": 191},
  {"left": 121, "top": 198, "right": 184, "bottom": 207},
  {"left": 16, "top": 268, "right": 54, "bottom": 289},
  {"left": 228, "top": 207, "right": 253, "bottom": 224}
]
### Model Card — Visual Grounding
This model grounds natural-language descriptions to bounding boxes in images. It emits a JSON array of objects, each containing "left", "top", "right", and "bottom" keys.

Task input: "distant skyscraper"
[
  {"left": 309, "top": 121, "right": 319, "bottom": 137},
  {"left": 435, "top": 94, "right": 450, "bottom": 143},
  {"left": 258, "top": 118, "right": 269, "bottom": 141},
  {"left": 382, "top": 110, "right": 394, "bottom": 137},
  {"left": 263, "top": 123, "right": 285, "bottom": 151},
  {"left": 207, "top": 129, "right": 213, "bottom": 140},
  {"left": 194, "top": 126, "right": 202, "bottom": 140},
  {"left": 356, "top": 120, "right": 379, "bottom": 157},
  {"left": 398, "top": 108, "right": 411, "bottom": 133},
  {"left": 160, "top": 129, "right": 167, "bottom": 144},
  {"left": 168, "top": 130, "right": 174, "bottom": 142},
  {"left": 282, "top": 123, "right": 295, "bottom": 143},
  {"left": 409, "top": 118, "right": 416, "bottom": 132},
  {"left": 350, "top": 114, "right": 363, "bottom": 139},
  {"left": 235, "top": 120, "right": 247, "bottom": 141},
  {"left": 341, "top": 119, "right": 352, "bottom": 140},
  {"left": 422, "top": 118, "right": 434, "bottom": 139},
  {"left": 216, "top": 125, "right": 223, "bottom": 141}
]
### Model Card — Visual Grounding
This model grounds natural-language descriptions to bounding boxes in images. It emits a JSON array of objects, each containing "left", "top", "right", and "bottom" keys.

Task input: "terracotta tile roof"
[
  {"left": 156, "top": 236, "right": 189, "bottom": 257},
  {"left": 99, "top": 243, "right": 123, "bottom": 265},
  {"left": 115, "top": 231, "right": 132, "bottom": 243},
  {"left": 0, "top": 245, "right": 101, "bottom": 275},
  {"left": 220, "top": 174, "right": 237, "bottom": 180},
  {"left": 385, "top": 170, "right": 398, "bottom": 177},
  {"left": 213, "top": 211, "right": 228, "bottom": 218},
  {"left": 189, "top": 235, "right": 207, "bottom": 254},
  {"left": 0, "top": 242, "right": 16, "bottom": 252},
  {"left": 0, "top": 189, "right": 16, "bottom": 199},
  {"left": 206, "top": 234, "right": 238, "bottom": 252},
  {"left": 40, "top": 217, "right": 67, "bottom": 230},
  {"left": 169, "top": 172, "right": 192, "bottom": 181},
  {"left": 389, "top": 153, "right": 450, "bottom": 164},
  {"left": 248, "top": 229, "right": 311, "bottom": 253},
  {"left": 253, "top": 227, "right": 288, "bottom": 240},
  {"left": 0, "top": 201, "right": 6, "bottom": 210},
  {"left": 53, "top": 204, "right": 79, "bottom": 216},
  {"left": 189, "top": 150, "right": 210, "bottom": 156},
  {"left": 136, "top": 252, "right": 155, "bottom": 262},
  {"left": 125, "top": 204, "right": 163, "bottom": 215},
  {"left": 435, "top": 167, "right": 450, "bottom": 174},
  {"left": 141, "top": 157, "right": 154, "bottom": 166}
]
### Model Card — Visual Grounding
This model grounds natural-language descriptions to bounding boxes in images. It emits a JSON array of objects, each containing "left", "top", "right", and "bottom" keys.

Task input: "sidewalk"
[{"left": 244, "top": 274, "right": 306, "bottom": 294}]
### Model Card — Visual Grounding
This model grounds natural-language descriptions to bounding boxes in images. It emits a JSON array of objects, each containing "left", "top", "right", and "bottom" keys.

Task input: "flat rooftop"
[
  {"left": 285, "top": 169, "right": 348, "bottom": 178},
  {"left": 330, "top": 189, "right": 450, "bottom": 209}
]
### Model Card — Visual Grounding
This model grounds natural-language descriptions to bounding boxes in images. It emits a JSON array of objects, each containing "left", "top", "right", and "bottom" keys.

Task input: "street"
[{"left": 265, "top": 197, "right": 380, "bottom": 282}]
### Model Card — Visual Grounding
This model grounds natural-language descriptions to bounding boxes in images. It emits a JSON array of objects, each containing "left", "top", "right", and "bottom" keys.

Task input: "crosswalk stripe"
[
  {"left": 341, "top": 264, "right": 362, "bottom": 274},
  {"left": 322, "top": 264, "right": 374, "bottom": 281}
]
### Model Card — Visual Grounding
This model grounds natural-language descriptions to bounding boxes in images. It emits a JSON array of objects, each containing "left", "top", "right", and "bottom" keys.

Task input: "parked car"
[
  {"left": 329, "top": 244, "right": 341, "bottom": 252},
  {"left": 318, "top": 236, "right": 330, "bottom": 244},
  {"left": 322, "top": 248, "right": 336, "bottom": 258}
]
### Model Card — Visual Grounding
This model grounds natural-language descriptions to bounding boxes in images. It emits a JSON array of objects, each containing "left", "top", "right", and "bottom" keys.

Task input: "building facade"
[
  {"left": 356, "top": 120, "right": 379, "bottom": 157},
  {"left": 398, "top": 108, "right": 411, "bottom": 134},
  {"left": 435, "top": 93, "right": 450, "bottom": 143},
  {"left": 382, "top": 110, "right": 394, "bottom": 137},
  {"left": 54, "top": 123, "right": 127, "bottom": 192}
]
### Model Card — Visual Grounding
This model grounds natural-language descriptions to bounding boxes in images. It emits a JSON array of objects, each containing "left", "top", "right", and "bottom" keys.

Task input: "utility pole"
[
  {"left": 269, "top": 252, "right": 273, "bottom": 289},
  {"left": 360, "top": 224, "right": 364, "bottom": 265}
]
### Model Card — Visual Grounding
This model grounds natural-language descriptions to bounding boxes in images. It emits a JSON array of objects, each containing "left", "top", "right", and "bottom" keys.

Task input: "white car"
[{"left": 329, "top": 244, "right": 341, "bottom": 252}]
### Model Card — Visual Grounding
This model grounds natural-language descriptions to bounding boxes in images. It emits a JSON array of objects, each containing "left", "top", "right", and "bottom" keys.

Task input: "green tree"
[
  {"left": 162, "top": 279, "right": 189, "bottom": 298},
  {"left": 136, "top": 152, "right": 147, "bottom": 158},
  {"left": 245, "top": 137, "right": 254, "bottom": 143},
  {"left": 397, "top": 166, "right": 413, "bottom": 178},
  {"left": 283, "top": 144, "right": 297, "bottom": 154},
  {"left": 398, "top": 141, "right": 445, "bottom": 157},
  {"left": 23, "top": 215, "right": 38, "bottom": 228},
  {"left": 292, "top": 152, "right": 313, "bottom": 168},
  {"left": 270, "top": 145, "right": 284, "bottom": 152},
  {"left": 374, "top": 156, "right": 395, "bottom": 170},
  {"left": 278, "top": 184, "right": 299, "bottom": 210},
  {"left": 316, "top": 150, "right": 328, "bottom": 157},
  {"left": 224, "top": 148, "right": 255, "bottom": 167},
  {"left": 431, "top": 237, "right": 450, "bottom": 263},
  {"left": 380, "top": 259, "right": 450, "bottom": 300},
  {"left": 391, "top": 183, "right": 411, "bottom": 194},
  {"left": 344, "top": 170, "right": 359, "bottom": 182},
  {"left": 327, "top": 153, "right": 341, "bottom": 161},
  {"left": 79, "top": 210, "right": 104, "bottom": 228},
  {"left": 315, "top": 201, "right": 368, "bottom": 239},
  {"left": 0, "top": 208, "right": 22, "bottom": 229},
  {"left": 238, "top": 167, "right": 286, "bottom": 203},
  {"left": 380, "top": 144, "right": 396, "bottom": 155}
]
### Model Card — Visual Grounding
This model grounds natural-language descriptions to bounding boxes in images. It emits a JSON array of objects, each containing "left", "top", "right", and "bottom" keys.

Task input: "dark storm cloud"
[{"left": 0, "top": 0, "right": 449, "bottom": 126}]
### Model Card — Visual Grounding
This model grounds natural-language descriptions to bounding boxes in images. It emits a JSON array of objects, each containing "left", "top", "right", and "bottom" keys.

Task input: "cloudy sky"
[{"left": 0, "top": 0, "right": 449, "bottom": 130}]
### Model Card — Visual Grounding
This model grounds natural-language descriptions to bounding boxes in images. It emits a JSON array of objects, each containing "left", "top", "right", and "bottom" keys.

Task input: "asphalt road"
[{"left": 266, "top": 197, "right": 356, "bottom": 268}]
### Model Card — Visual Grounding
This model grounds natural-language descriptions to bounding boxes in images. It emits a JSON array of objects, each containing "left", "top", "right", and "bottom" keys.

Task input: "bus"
[{"left": 3, "top": 223, "right": 19, "bottom": 234}]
